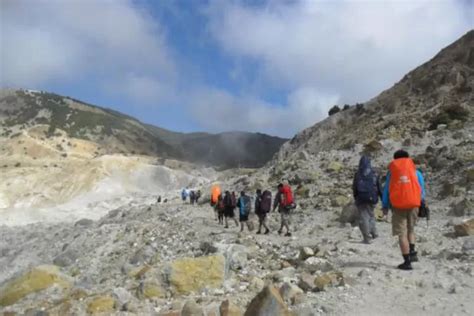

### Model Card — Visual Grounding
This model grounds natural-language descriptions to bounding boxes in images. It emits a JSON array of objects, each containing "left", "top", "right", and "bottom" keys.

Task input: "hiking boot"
[
  {"left": 264, "top": 229, "right": 270, "bottom": 235},
  {"left": 371, "top": 233, "right": 378, "bottom": 239},
  {"left": 285, "top": 232, "right": 292, "bottom": 237},
  {"left": 278, "top": 230, "right": 283, "bottom": 235},
  {"left": 256, "top": 230, "right": 261, "bottom": 235},
  {"left": 397, "top": 262, "right": 413, "bottom": 270},
  {"left": 362, "top": 239, "right": 372, "bottom": 244},
  {"left": 224, "top": 225, "right": 229, "bottom": 229},
  {"left": 410, "top": 252, "right": 419, "bottom": 262}
]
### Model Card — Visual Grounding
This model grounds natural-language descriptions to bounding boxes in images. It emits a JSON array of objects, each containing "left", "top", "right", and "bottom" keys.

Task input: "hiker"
[
  {"left": 237, "top": 191, "right": 252, "bottom": 232},
  {"left": 255, "top": 189, "right": 271, "bottom": 234},
  {"left": 352, "top": 155, "right": 382, "bottom": 244},
  {"left": 181, "top": 188, "right": 188, "bottom": 203},
  {"left": 189, "top": 190, "right": 196, "bottom": 205},
  {"left": 195, "top": 190, "right": 201, "bottom": 204},
  {"left": 211, "top": 185, "right": 221, "bottom": 221},
  {"left": 157, "top": 195, "right": 162, "bottom": 204},
  {"left": 273, "top": 183, "right": 295, "bottom": 237},
  {"left": 216, "top": 194, "right": 225, "bottom": 225},
  {"left": 223, "top": 191, "right": 239, "bottom": 228},
  {"left": 382, "top": 150, "right": 426, "bottom": 270}
]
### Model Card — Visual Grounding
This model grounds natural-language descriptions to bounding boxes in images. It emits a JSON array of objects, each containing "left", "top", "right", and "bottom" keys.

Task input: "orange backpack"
[
  {"left": 389, "top": 158, "right": 421, "bottom": 209},
  {"left": 211, "top": 185, "right": 221, "bottom": 205}
]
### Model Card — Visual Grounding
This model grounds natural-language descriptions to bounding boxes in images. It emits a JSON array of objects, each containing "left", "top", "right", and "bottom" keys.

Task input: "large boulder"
[
  {"left": 244, "top": 286, "right": 293, "bottom": 316},
  {"left": 454, "top": 218, "right": 474, "bottom": 237},
  {"left": 339, "top": 203, "right": 358, "bottom": 224},
  {"left": 0, "top": 265, "right": 71, "bottom": 306},
  {"left": 166, "top": 255, "right": 225, "bottom": 295}
]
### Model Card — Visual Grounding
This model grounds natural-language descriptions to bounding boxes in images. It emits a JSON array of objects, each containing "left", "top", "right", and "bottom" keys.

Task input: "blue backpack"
[{"left": 239, "top": 196, "right": 251, "bottom": 216}]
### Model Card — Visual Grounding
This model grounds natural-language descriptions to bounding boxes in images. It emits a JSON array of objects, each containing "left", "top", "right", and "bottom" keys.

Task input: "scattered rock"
[
  {"left": 314, "top": 271, "right": 345, "bottom": 291},
  {"left": 244, "top": 286, "right": 293, "bottom": 316},
  {"left": 462, "top": 237, "right": 474, "bottom": 253},
  {"left": 113, "top": 287, "right": 133, "bottom": 308},
  {"left": 137, "top": 281, "right": 166, "bottom": 299},
  {"left": 299, "top": 247, "right": 315, "bottom": 260},
  {"left": 220, "top": 299, "right": 242, "bottom": 316},
  {"left": 53, "top": 249, "right": 79, "bottom": 267},
  {"left": 332, "top": 195, "right": 351, "bottom": 207},
  {"left": 0, "top": 265, "right": 70, "bottom": 306},
  {"left": 327, "top": 161, "right": 343, "bottom": 173},
  {"left": 298, "top": 273, "right": 316, "bottom": 292},
  {"left": 279, "top": 283, "right": 304, "bottom": 305},
  {"left": 167, "top": 255, "right": 225, "bottom": 295},
  {"left": 304, "top": 257, "right": 334, "bottom": 273},
  {"left": 86, "top": 295, "right": 116, "bottom": 315},
  {"left": 182, "top": 300, "right": 204, "bottom": 316},
  {"left": 450, "top": 199, "right": 473, "bottom": 217},
  {"left": 454, "top": 218, "right": 474, "bottom": 237},
  {"left": 74, "top": 218, "right": 94, "bottom": 227}
]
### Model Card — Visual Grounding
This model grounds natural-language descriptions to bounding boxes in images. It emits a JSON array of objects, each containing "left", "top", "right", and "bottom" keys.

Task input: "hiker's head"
[
  {"left": 359, "top": 155, "right": 371, "bottom": 167},
  {"left": 277, "top": 183, "right": 284, "bottom": 190},
  {"left": 256, "top": 189, "right": 262, "bottom": 195},
  {"left": 240, "top": 191, "right": 245, "bottom": 197},
  {"left": 393, "top": 150, "right": 409, "bottom": 160}
]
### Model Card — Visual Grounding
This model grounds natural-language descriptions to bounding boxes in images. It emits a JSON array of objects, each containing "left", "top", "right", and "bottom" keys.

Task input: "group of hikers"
[
  {"left": 207, "top": 149, "right": 426, "bottom": 271},
  {"left": 353, "top": 149, "right": 426, "bottom": 270},
  {"left": 210, "top": 183, "right": 297, "bottom": 236},
  {"left": 181, "top": 187, "right": 201, "bottom": 205}
]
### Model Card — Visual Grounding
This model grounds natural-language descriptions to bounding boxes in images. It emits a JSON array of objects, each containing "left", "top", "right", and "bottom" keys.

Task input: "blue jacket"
[{"left": 382, "top": 169, "right": 425, "bottom": 209}]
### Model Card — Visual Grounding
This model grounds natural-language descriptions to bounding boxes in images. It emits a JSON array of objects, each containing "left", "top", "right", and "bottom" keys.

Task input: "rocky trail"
[{"left": 1, "top": 194, "right": 472, "bottom": 315}]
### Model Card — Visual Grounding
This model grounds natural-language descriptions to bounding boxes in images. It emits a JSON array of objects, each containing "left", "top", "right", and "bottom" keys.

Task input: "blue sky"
[{"left": 1, "top": 0, "right": 473, "bottom": 137}]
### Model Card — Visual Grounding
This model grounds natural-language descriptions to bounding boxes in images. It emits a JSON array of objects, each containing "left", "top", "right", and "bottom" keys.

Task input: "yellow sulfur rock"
[
  {"left": 0, "top": 265, "right": 70, "bottom": 306},
  {"left": 168, "top": 255, "right": 225, "bottom": 295},
  {"left": 86, "top": 295, "right": 116, "bottom": 314}
]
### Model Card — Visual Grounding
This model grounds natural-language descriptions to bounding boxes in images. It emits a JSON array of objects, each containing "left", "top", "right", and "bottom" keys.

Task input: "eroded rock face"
[
  {"left": 0, "top": 265, "right": 70, "bottom": 306},
  {"left": 244, "top": 286, "right": 293, "bottom": 316},
  {"left": 166, "top": 255, "right": 225, "bottom": 295}
]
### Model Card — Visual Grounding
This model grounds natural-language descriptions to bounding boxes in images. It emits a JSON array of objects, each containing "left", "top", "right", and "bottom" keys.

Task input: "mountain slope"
[
  {"left": 276, "top": 29, "right": 473, "bottom": 161},
  {"left": 0, "top": 89, "right": 287, "bottom": 168}
]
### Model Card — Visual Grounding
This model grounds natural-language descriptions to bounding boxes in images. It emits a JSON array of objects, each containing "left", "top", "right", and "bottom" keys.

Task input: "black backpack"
[
  {"left": 260, "top": 190, "right": 272, "bottom": 213},
  {"left": 356, "top": 172, "right": 379, "bottom": 204},
  {"left": 223, "top": 194, "right": 233, "bottom": 208}
]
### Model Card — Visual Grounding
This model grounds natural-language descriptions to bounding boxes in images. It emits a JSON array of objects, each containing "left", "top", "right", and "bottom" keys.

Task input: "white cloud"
[
  {"left": 1, "top": 0, "right": 175, "bottom": 103},
  {"left": 206, "top": 0, "right": 473, "bottom": 102},
  {"left": 189, "top": 86, "right": 338, "bottom": 137}
]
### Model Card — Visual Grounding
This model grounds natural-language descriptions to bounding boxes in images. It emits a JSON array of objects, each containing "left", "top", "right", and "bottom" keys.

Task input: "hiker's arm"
[
  {"left": 352, "top": 173, "right": 358, "bottom": 199},
  {"left": 376, "top": 175, "right": 383, "bottom": 199},
  {"left": 272, "top": 194, "right": 279, "bottom": 212},
  {"left": 381, "top": 172, "right": 391, "bottom": 212}
]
